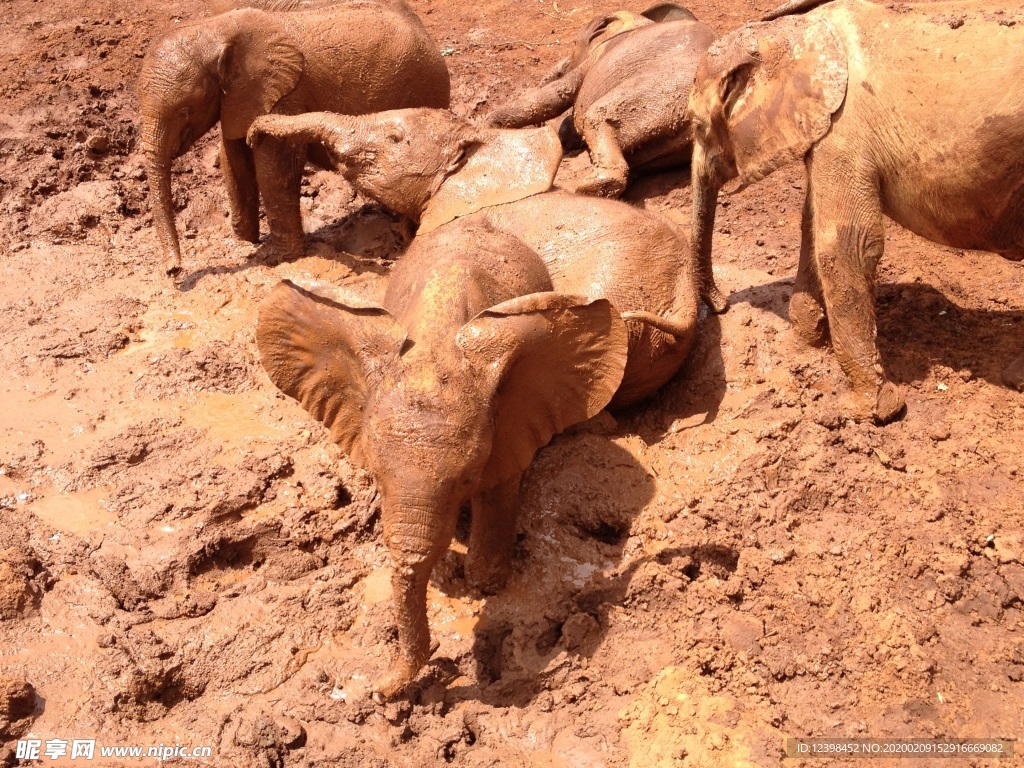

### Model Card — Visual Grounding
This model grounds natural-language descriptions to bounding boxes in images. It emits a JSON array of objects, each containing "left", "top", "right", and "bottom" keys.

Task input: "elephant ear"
[
  {"left": 641, "top": 3, "right": 697, "bottom": 22},
  {"left": 418, "top": 125, "right": 563, "bottom": 234},
  {"left": 256, "top": 280, "right": 405, "bottom": 463},
  {"left": 720, "top": 16, "right": 847, "bottom": 190},
  {"left": 218, "top": 10, "right": 304, "bottom": 140},
  {"left": 456, "top": 293, "right": 628, "bottom": 488}
]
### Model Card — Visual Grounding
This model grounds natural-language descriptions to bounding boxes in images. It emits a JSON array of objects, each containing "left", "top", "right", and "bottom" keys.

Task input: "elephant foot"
[
  {"left": 233, "top": 220, "right": 260, "bottom": 244},
  {"left": 575, "top": 168, "right": 627, "bottom": 198},
  {"left": 1003, "top": 355, "right": 1024, "bottom": 392},
  {"left": 263, "top": 235, "right": 305, "bottom": 265},
  {"left": 874, "top": 381, "right": 905, "bottom": 423},
  {"left": 790, "top": 291, "right": 829, "bottom": 347},
  {"left": 840, "top": 381, "right": 905, "bottom": 424},
  {"left": 465, "top": 557, "right": 511, "bottom": 596}
]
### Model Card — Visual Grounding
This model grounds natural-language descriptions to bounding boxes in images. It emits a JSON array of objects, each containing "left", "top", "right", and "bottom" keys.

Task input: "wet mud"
[{"left": 1, "top": 0, "right": 1022, "bottom": 765}]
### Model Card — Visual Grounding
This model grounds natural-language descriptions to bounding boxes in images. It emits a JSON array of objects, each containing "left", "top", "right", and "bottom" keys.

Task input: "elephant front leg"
[
  {"left": 575, "top": 114, "right": 629, "bottom": 198},
  {"left": 253, "top": 136, "right": 307, "bottom": 263},
  {"left": 809, "top": 152, "right": 904, "bottom": 423},
  {"left": 221, "top": 137, "right": 260, "bottom": 244},
  {"left": 466, "top": 473, "right": 523, "bottom": 594},
  {"left": 790, "top": 186, "right": 829, "bottom": 347}
]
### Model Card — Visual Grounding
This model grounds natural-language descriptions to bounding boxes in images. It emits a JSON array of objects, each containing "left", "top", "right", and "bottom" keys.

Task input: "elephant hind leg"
[{"left": 466, "top": 474, "right": 522, "bottom": 595}]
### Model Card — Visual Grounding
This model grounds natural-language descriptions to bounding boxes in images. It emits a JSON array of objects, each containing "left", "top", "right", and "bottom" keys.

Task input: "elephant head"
[
  {"left": 138, "top": 9, "right": 303, "bottom": 272},
  {"left": 688, "top": 16, "right": 848, "bottom": 311},
  {"left": 246, "top": 108, "right": 563, "bottom": 233},
  {"left": 257, "top": 277, "right": 627, "bottom": 695}
]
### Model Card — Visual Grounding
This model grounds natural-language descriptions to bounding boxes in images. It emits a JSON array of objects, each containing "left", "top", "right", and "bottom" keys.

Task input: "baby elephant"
[
  {"left": 259, "top": 233, "right": 628, "bottom": 699},
  {"left": 250, "top": 108, "right": 700, "bottom": 696},
  {"left": 138, "top": 0, "right": 449, "bottom": 274},
  {"left": 487, "top": 3, "right": 716, "bottom": 197},
  {"left": 689, "top": 0, "right": 1024, "bottom": 420}
]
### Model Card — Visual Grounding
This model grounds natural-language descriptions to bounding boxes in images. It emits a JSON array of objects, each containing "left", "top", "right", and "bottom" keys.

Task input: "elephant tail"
[{"left": 761, "top": 0, "right": 833, "bottom": 21}]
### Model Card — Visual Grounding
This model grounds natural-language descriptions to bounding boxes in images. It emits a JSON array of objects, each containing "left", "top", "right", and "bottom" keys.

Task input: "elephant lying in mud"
[
  {"left": 250, "top": 108, "right": 700, "bottom": 697},
  {"left": 138, "top": 1, "right": 449, "bottom": 275},
  {"left": 486, "top": 3, "right": 716, "bottom": 197},
  {"left": 688, "top": 0, "right": 1024, "bottom": 421}
]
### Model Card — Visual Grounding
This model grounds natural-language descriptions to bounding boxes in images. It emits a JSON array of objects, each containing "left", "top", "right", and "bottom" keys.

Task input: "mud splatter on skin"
[{"left": 1, "top": 0, "right": 1023, "bottom": 765}]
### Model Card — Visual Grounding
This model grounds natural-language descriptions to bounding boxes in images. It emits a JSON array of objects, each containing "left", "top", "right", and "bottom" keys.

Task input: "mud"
[{"left": 1, "top": 0, "right": 1023, "bottom": 765}]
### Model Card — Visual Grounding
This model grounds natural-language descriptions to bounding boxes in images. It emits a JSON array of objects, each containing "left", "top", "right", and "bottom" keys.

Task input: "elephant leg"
[
  {"left": 487, "top": 68, "right": 584, "bottom": 128},
  {"left": 221, "top": 137, "right": 260, "bottom": 244},
  {"left": 253, "top": 136, "right": 307, "bottom": 262},
  {"left": 373, "top": 504, "right": 459, "bottom": 701},
  {"left": 465, "top": 473, "right": 523, "bottom": 594},
  {"left": 809, "top": 151, "right": 904, "bottom": 423},
  {"left": 575, "top": 109, "right": 629, "bottom": 198},
  {"left": 791, "top": 187, "right": 829, "bottom": 347}
]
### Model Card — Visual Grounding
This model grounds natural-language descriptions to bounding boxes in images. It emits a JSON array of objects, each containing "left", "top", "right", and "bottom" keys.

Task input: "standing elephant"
[
  {"left": 138, "top": 1, "right": 449, "bottom": 275},
  {"left": 486, "top": 3, "right": 716, "bottom": 197},
  {"left": 248, "top": 108, "right": 700, "bottom": 696},
  {"left": 688, "top": 0, "right": 1024, "bottom": 422}
]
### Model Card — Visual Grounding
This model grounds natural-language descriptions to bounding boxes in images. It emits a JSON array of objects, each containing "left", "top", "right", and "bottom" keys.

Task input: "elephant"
[
  {"left": 486, "top": 2, "right": 716, "bottom": 198},
  {"left": 688, "top": 0, "right": 1024, "bottom": 421},
  {"left": 138, "top": 1, "right": 449, "bottom": 275},
  {"left": 248, "top": 108, "right": 700, "bottom": 696}
]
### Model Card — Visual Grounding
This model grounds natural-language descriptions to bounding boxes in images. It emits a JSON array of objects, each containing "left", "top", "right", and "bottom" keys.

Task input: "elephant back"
[
  {"left": 281, "top": 2, "right": 450, "bottom": 114},
  {"left": 574, "top": 19, "right": 716, "bottom": 117}
]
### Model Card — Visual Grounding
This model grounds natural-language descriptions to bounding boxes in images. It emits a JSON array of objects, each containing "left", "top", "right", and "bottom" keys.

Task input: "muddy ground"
[{"left": 1, "top": 0, "right": 1023, "bottom": 765}]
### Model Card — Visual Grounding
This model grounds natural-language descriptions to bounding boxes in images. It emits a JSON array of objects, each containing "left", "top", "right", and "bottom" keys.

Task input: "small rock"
[
  {"left": 927, "top": 421, "right": 951, "bottom": 441},
  {"left": 86, "top": 134, "right": 109, "bottom": 154}
]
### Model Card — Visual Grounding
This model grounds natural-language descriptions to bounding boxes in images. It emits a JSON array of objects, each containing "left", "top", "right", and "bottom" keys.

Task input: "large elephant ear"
[
  {"left": 641, "top": 3, "right": 697, "bottom": 22},
  {"left": 256, "top": 280, "right": 405, "bottom": 462},
  {"left": 718, "top": 16, "right": 847, "bottom": 189},
  {"left": 418, "top": 125, "right": 562, "bottom": 234},
  {"left": 218, "top": 10, "right": 304, "bottom": 140},
  {"left": 456, "top": 293, "right": 627, "bottom": 488}
]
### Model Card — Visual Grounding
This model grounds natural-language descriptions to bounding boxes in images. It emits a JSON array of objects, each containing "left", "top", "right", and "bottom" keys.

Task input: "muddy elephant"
[
  {"left": 486, "top": 3, "right": 716, "bottom": 197},
  {"left": 249, "top": 108, "right": 700, "bottom": 696},
  {"left": 688, "top": 0, "right": 1024, "bottom": 421},
  {"left": 138, "top": 1, "right": 449, "bottom": 275}
]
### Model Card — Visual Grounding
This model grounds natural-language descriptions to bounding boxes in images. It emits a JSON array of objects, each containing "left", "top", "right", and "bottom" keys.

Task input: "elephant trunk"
[
  {"left": 247, "top": 112, "right": 359, "bottom": 160},
  {"left": 691, "top": 141, "right": 728, "bottom": 313},
  {"left": 141, "top": 113, "right": 183, "bottom": 275},
  {"left": 373, "top": 494, "right": 459, "bottom": 700}
]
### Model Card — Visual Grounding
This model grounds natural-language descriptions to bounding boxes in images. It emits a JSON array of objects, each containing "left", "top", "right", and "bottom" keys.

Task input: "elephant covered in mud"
[
  {"left": 138, "top": 1, "right": 449, "bottom": 275},
  {"left": 486, "top": 3, "right": 716, "bottom": 197},
  {"left": 688, "top": 0, "right": 1024, "bottom": 421},
  {"left": 249, "top": 108, "right": 700, "bottom": 696}
]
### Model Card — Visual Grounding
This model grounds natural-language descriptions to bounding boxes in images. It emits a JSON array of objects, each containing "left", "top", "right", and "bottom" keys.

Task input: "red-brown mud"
[{"left": 1, "top": 0, "right": 1022, "bottom": 765}]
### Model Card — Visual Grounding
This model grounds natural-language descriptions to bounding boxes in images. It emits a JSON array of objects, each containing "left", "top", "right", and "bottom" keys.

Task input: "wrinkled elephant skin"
[
  {"left": 257, "top": 231, "right": 628, "bottom": 699},
  {"left": 688, "top": 0, "right": 1024, "bottom": 422},
  {"left": 486, "top": 3, "right": 716, "bottom": 198},
  {"left": 249, "top": 107, "right": 702, "bottom": 696},
  {"left": 138, "top": 0, "right": 449, "bottom": 275}
]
